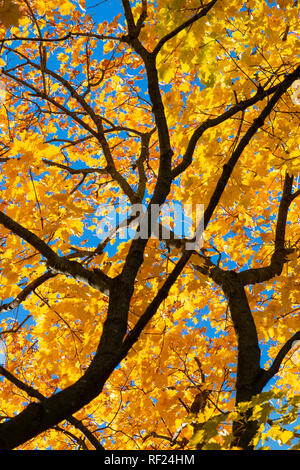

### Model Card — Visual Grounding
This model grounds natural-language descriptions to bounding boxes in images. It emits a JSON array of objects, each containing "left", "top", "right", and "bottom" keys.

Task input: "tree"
[{"left": 0, "top": 0, "right": 299, "bottom": 450}]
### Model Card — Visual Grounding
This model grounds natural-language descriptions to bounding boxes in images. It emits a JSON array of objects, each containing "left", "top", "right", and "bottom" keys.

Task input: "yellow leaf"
[
  {"left": 59, "top": 0, "right": 74, "bottom": 15},
  {"left": 0, "top": 0, "right": 22, "bottom": 27}
]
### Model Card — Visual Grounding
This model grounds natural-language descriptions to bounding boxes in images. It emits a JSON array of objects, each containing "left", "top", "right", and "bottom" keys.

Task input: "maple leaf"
[{"left": 0, "top": 0, "right": 22, "bottom": 27}]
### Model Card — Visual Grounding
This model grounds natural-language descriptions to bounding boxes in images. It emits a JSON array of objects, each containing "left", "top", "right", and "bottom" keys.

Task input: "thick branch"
[
  {"left": 0, "top": 275, "right": 128, "bottom": 449},
  {"left": 203, "top": 70, "right": 300, "bottom": 228},
  {"left": 116, "top": 4, "right": 175, "bottom": 285},
  {"left": 255, "top": 331, "right": 300, "bottom": 392},
  {"left": 96, "top": 119, "right": 140, "bottom": 204},
  {"left": 0, "top": 271, "right": 56, "bottom": 314},
  {"left": 172, "top": 65, "right": 300, "bottom": 179},
  {"left": 238, "top": 173, "right": 298, "bottom": 286},
  {"left": 42, "top": 158, "right": 108, "bottom": 176},
  {"left": 121, "top": 4, "right": 172, "bottom": 179},
  {"left": 0, "top": 366, "right": 104, "bottom": 450},
  {"left": 121, "top": 250, "right": 192, "bottom": 355},
  {"left": 0, "top": 31, "right": 124, "bottom": 43},
  {"left": 121, "top": 0, "right": 137, "bottom": 36},
  {"left": 152, "top": 0, "right": 218, "bottom": 56},
  {"left": 0, "top": 210, "right": 58, "bottom": 261},
  {"left": 121, "top": 65, "right": 300, "bottom": 366},
  {"left": 0, "top": 210, "right": 111, "bottom": 296}
]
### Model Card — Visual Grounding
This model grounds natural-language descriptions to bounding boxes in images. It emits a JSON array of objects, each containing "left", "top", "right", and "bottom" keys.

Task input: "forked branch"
[
  {"left": 0, "top": 210, "right": 112, "bottom": 296},
  {"left": 238, "top": 173, "right": 300, "bottom": 286}
]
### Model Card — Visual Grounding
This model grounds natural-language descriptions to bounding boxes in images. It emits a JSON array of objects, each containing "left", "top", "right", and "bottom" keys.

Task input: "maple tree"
[{"left": 0, "top": 0, "right": 299, "bottom": 451}]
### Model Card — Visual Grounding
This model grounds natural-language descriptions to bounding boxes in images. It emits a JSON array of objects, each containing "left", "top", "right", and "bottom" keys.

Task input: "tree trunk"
[{"left": 220, "top": 271, "right": 262, "bottom": 449}]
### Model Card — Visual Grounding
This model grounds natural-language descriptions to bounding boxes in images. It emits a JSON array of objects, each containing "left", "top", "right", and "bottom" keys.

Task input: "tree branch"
[
  {"left": 152, "top": 0, "right": 218, "bottom": 57},
  {"left": 121, "top": 65, "right": 300, "bottom": 367},
  {"left": 172, "top": 65, "right": 300, "bottom": 179},
  {"left": 238, "top": 173, "right": 299, "bottom": 286},
  {"left": 121, "top": 250, "right": 192, "bottom": 355},
  {"left": 0, "top": 210, "right": 111, "bottom": 296},
  {"left": 203, "top": 68, "right": 300, "bottom": 228},
  {"left": 3, "top": 44, "right": 101, "bottom": 125},
  {"left": 255, "top": 331, "right": 300, "bottom": 392},
  {"left": 0, "top": 271, "right": 56, "bottom": 314},
  {"left": 42, "top": 158, "right": 108, "bottom": 176},
  {"left": 2, "top": 70, "right": 98, "bottom": 138},
  {"left": 0, "top": 365, "right": 105, "bottom": 450},
  {"left": 121, "top": 0, "right": 137, "bottom": 36}
]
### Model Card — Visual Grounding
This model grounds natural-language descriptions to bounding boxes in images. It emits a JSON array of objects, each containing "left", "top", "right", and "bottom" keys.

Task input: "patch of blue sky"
[{"left": 86, "top": 0, "right": 122, "bottom": 22}]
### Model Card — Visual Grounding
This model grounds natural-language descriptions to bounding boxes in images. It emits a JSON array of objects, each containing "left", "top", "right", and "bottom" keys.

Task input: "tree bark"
[{"left": 213, "top": 270, "right": 261, "bottom": 449}]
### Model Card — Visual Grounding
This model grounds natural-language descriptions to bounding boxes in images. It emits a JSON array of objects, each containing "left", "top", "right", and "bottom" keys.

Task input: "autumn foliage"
[{"left": 0, "top": 0, "right": 299, "bottom": 450}]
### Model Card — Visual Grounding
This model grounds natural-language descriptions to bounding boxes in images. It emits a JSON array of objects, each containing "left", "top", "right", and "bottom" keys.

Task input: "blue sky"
[{"left": 86, "top": 0, "right": 122, "bottom": 22}]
